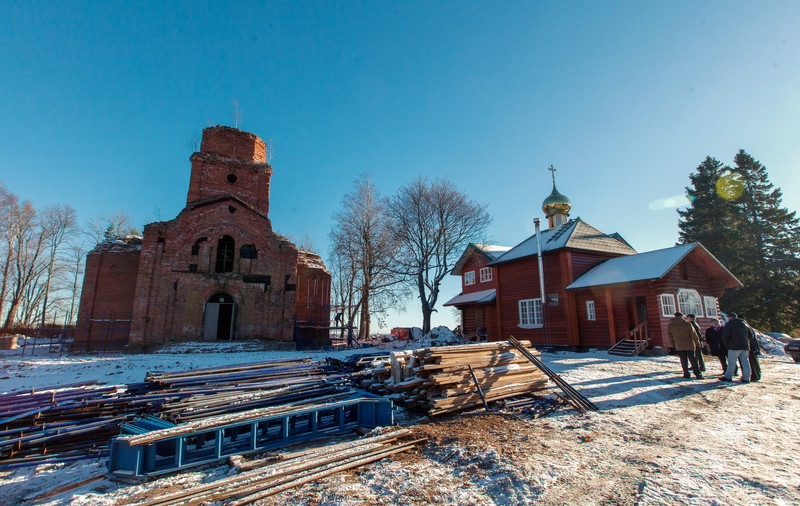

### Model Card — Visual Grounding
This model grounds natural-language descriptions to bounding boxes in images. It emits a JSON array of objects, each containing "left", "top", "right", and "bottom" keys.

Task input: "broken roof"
[
  {"left": 490, "top": 218, "right": 636, "bottom": 265},
  {"left": 566, "top": 242, "right": 743, "bottom": 290}
]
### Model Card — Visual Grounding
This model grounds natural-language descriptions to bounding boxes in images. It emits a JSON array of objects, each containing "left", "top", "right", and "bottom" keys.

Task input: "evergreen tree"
[
  {"left": 726, "top": 150, "right": 800, "bottom": 331},
  {"left": 678, "top": 157, "right": 741, "bottom": 268},
  {"left": 680, "top": 151, "right": 800, "bottom": 331}
]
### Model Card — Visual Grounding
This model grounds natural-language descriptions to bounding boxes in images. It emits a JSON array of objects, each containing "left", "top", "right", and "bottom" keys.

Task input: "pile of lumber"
[
  {"left": 137, "top": 429, "right": 422, "bottom": 505},
  {"left": 0, "top": 358, "right": 350, "bottom": 467},
  {"left": 364, "top": 340, "right": 550, "bottom": 415}
]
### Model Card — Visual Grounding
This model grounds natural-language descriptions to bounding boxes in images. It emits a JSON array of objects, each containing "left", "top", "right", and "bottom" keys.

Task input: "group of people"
[{"left": 667, "top": 312, "right": 761, "bottom": 383}]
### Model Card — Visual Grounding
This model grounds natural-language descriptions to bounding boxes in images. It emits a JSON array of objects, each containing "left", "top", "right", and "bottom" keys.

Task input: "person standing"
[
  {"left": 686, "top": 314, "right": 706, "bottom": 373},
  {"left": 719, "top": 312, "right": 751, "bottom": 383},
  {"left": 705, "top": 318, "right": 728, "bottom": 373},
  {"left": 743, "top": 316, "right": 762, "bottom": 382},
  {"left": 668, "top": 312, "right": 703, "bottom": 379}
]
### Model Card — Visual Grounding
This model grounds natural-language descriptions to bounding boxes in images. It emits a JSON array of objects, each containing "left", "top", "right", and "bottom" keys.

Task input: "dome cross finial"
[{"left": 548, "top": 165, "right": 557, "bottom": 185}]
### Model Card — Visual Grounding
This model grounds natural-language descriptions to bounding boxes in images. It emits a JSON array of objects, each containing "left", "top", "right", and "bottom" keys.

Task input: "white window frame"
[
  {"left": 703, "top": 296, "right": 718, "bottom": 318},
  {"left": 677, "top": 288, "right": 704, "bottom": 317},
  {"left": 479, "top": 267, "right": 492, "bottom": 283},
  {"left": 659, "top": 293, "right": 676, "bottom": 317},
  {"left": 518, "top": 298, "right": 543, "bottom": 328},
  {"left": 586, "top": 300, "right": 596, "bottom": 321},
  {"left": 464, "top": 271, "right": 475, "bottom": 286}
]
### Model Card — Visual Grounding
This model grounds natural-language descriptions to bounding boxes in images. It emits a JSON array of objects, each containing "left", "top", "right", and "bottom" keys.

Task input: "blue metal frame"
[{"left": 108, "top": 394, "right": 393, "bottom": 479}]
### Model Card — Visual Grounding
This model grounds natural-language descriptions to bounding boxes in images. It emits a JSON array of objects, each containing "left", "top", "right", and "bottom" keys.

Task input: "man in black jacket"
[{"left": 719, "top": 313, "right": 752, "bottom": 383}]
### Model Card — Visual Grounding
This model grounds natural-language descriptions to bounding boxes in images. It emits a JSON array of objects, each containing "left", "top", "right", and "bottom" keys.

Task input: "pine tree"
[
  {"left": 681, "top": 151, "right": 800, "bottom": 331},
  {"left": 725, "top": 150, "right": 800, "bottom": 331},
  {"left": 678, "top": 157, "right": 741, "bottom": 268}
]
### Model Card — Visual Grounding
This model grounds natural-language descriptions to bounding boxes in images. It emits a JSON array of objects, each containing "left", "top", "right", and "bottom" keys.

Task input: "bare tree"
[
  {"left": 38, "top": 204, "right": 77, "bottom": 326},
  {"left": 86, "top": 210, "right": 138, "bottom": 244},
  {"left": 2, "top": 199, "right": 44, "bottom": 327},
  {"left": 329, "top": 175, "right": 406, "bottom": 339},
  {"left": 387, "top": 177, "right": 492, "bottom": 334},
  {"left": 64, "top": 241, "right": 88, "bottom": 325}
]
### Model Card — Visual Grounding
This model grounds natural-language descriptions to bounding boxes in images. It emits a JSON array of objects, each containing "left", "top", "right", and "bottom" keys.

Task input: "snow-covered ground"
[{"left": 1, "top": 341, "right": 798, "bottom": 505}]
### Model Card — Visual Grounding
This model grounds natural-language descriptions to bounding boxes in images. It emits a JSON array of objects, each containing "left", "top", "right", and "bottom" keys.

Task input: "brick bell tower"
[{"left": 186, "top": 126, "right": 273, "bottom": 219}]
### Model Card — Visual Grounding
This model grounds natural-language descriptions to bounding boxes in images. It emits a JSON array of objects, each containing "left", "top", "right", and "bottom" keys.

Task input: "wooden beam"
[{"left": 605, "top": 287, "right": 616, "bottom": 346}]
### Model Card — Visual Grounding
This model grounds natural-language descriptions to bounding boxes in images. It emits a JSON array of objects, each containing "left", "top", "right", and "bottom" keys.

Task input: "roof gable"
[
  {"left": 451, "top": 243, "right": 511, "bottom": 276},
  {"left": 490, "top": 218, "right": 636, "bottom": 265}
]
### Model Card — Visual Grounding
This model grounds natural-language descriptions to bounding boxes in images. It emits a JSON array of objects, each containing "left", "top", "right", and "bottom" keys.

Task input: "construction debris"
[
  {"left": 364, "top": 340, "right": 550, "bottom": 415},
  {"left": 135, "top": 428, "right": 422, "bottom": 505},
  {"left": 0, "top": 357, "right": 350, "bottom": 467}
]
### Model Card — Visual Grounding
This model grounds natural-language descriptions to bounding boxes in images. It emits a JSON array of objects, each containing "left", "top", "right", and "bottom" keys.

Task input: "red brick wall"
[
  {"left": 187, "top": 126, "right": 272, "bottom": 215},
  {"left": 74, "top": 244, "right": 141, "bottom": 347}
]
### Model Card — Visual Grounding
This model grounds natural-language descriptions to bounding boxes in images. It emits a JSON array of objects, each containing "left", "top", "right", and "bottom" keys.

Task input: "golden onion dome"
[{"left": 542, "top": 185, "right": 572, "bottom": 217}]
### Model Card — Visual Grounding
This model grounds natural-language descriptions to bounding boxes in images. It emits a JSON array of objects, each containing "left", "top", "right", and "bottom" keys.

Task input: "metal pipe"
[{"left": 533, "top": 218, "right": 546, "bottom": 326}]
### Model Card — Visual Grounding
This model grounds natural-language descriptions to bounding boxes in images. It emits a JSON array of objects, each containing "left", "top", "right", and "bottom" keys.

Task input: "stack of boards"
[{"left": 364, "top": 340, "right": 549, "bottom": 415}]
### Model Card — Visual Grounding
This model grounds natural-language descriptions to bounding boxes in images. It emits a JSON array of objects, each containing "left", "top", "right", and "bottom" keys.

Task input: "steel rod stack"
[
  {"left": 507, "top": 336, "right": 599, "bottom": 413},
  {"left": 0, "top": 358, "right": 351, "bottom": 467},
  {"left": 364, "top": 340, "right": 549, "bottom": 415},
  {"left": 137, "top": 429, "right": 422, "bottom": 506}
]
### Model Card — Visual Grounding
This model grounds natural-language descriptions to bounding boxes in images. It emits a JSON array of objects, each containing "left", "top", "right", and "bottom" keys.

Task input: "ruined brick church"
[{"left": 76, "top": 126, "right": 331, "bottom": 348}]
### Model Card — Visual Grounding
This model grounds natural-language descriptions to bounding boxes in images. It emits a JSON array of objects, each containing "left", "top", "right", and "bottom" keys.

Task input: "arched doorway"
[{"left": 203, "top": 292, "right": 237, "bottom": 340}]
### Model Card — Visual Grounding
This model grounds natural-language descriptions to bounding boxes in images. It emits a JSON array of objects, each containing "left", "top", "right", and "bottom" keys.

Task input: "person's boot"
[{"left": 683, "top": 372, "right": 691, "bottom": 379}]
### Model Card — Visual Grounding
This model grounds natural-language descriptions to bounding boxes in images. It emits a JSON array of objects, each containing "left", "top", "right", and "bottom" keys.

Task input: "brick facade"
[{"left": 75, "top": 126, "right": 331, "bottom": 348}]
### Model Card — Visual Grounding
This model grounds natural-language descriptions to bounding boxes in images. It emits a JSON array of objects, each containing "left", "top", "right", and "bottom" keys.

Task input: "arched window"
[
  {"left": 215, "top": 235, "right": 235, "bottom": 273},
  {"left": 677, "top": 289, "right": 703, "bottom": 316}
]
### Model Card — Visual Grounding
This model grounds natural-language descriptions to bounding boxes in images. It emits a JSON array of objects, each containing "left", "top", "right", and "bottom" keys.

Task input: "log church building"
[
  {"left": 445, "top": 171, "right": 742, "bottom": 352},
  {"left": 76, "top": 126, "right": 331, "bottom": 349}
]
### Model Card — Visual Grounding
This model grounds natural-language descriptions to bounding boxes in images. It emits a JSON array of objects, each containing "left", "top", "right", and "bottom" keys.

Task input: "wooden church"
[{"left": 444, "top": 172, "right": 742, "bottom": 351}]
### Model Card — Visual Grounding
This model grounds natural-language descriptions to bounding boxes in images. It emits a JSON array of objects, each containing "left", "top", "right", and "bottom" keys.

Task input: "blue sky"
[{"left": 2, "top": 1, "right": 799, "bottom": 332}]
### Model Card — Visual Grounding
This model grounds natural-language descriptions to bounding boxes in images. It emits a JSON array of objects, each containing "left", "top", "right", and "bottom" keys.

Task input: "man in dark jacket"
[
  {"left": 743, "top": 316, "right": 762, "bottom": 382},
  {"left": 719, "top": 312, "right": 752, "bottom": 383},
  {"left": 705, "top": 318, "right": 728, "bottom": 373},
  {"left": 668, "top": 312, "right": 703, "bottom": 379}
]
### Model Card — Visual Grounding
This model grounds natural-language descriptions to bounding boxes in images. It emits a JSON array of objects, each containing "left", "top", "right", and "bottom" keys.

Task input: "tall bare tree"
[
  {"left": 329, "top": 175, "right": 405, "bottom": 339},
  {"left": 387, "top": 177, "right": 491, "bottom": 334},
  {"left": 38, "top": 204, "right": 78, "bottom": 326}
]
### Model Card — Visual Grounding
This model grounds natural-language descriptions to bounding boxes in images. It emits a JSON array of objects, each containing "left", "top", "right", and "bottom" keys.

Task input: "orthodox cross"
[{"left": 548, "top": 165, "right": 557, "bottom": 185}]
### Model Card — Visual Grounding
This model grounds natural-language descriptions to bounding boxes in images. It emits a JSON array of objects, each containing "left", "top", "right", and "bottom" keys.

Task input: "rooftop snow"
[
  {"left": 443, "top": 288, "right": 497, "bottom": 306},
  {"left": 566, "top": 243, "right": 697, "bottom": 289}
]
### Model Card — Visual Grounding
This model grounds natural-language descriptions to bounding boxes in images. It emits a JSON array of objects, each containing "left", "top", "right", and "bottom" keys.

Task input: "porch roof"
[{"left": 443, "top": 288, "right": 497, "bottom": 306}]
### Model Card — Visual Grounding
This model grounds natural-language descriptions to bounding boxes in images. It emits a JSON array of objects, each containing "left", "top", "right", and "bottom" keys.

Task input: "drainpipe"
[{"left": 534, "top": 218, "right": 546, "bottom": 325}]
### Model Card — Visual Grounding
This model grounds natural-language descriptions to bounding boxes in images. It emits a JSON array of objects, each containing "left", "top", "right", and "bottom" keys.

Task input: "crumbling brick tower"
[{"left": 76, "top": 126, "right": 331, "bottom": 348}]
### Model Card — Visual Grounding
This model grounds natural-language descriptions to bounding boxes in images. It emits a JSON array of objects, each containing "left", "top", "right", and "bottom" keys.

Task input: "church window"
[
  {"left": 464, "top": 271, "right": 475, "bottom": 285},
  {"left": 227, "top": 173, "right": 238, "bottom": 184},
  {"left": 215, "top": 235, "right": 235, "bottom": 273},
  {"left": 518, "top": 298, "right": 543, "bottom": 328},
  {"left": 659, "top": 293, "right": 676, "bottom": 316},
  {"left": 240, "top": 244, "right": 258, "bottom": 259},
  {"left": 677, "top": 289, "right": 703, "bottom": 316},
  {"left": 479, "top": 267, "right": 492, "bottom": 282},
  {"left": 586, "top": 300, "right": 596, "bottom": 321}
]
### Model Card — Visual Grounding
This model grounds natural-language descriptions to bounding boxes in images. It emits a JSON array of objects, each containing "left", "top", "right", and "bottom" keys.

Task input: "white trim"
[
  {"left": 677, "top": 288, "right": 703, "bottom": 316},
  {"left": 658, "top": 293, "right": 676, "bottom": 317},
  {"left": 479, "top": 267, "right": 492, "bottom": 283},
  {"left": 703, "top": 296, "right": 718, "bottom": 318},
  {"left": 464, "top": 271, "right": 475, "bottom": 286},
  {"left": 586, "top": 300, "right": 596, "bottom": 321},
  {"left": 518, "top": 298, "right": 543, "bottom": 328}
]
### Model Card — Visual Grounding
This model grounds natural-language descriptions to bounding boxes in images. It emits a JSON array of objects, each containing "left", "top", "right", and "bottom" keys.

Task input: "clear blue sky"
[{"left": 2, "top": 1, "right": 799, "bottom": 332}]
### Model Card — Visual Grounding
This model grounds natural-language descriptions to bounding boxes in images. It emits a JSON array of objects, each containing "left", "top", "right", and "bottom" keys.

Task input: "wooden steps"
[{"left": 608, "top": 339, "right": 648, "bottom": 356}]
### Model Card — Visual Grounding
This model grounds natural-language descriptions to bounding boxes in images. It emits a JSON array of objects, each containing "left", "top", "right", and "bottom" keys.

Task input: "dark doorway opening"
[{"left": 204, "top": 292, "right": 237, "bottom": 340}]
